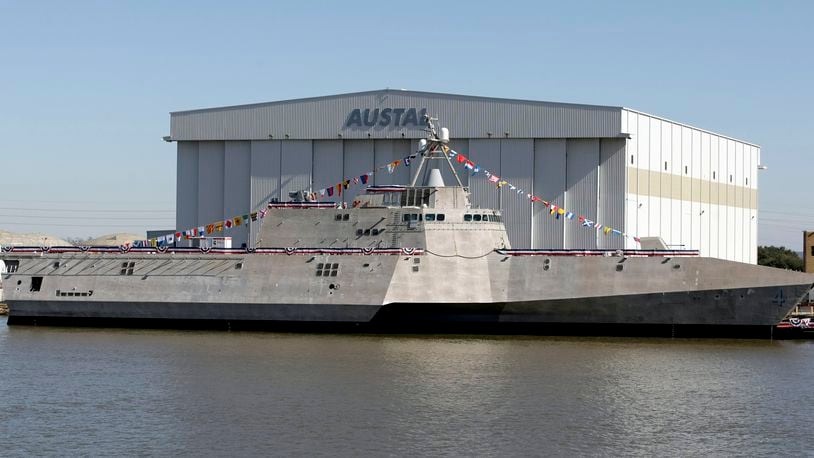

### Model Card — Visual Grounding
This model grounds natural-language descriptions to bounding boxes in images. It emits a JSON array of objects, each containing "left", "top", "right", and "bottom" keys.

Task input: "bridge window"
[
  {"left": 464, "top": 214, "right": 472, "bottom": 222},
  {"left": 4, "top": 260, "right": 19, "bottom": 273},
  {"left": 371, "top": 228, "right": 380, "bottom": 235},
  {"left": 30, "top": 276, "right": 42, "bottom": 292},
  {"left": 400, "top": 188, "right": 432, "bottom": 207},
  {"left": 473, "top": 214, "right": 482, "bottom": 222},
  {"left": 402, "top": 213, "right": 420, "bottom": 222},
  {"left": 425, "top": 214, "right": 435, "bottom": 222},
  {"left": 437, "top": 214, "right": 445, "bottom": 221}
]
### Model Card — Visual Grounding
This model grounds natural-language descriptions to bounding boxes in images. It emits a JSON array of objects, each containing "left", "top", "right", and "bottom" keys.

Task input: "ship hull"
[
  {"left": 6, "top": 284, "right": 810, "bottom": 339},
  {"left": 3, "top": 249, "right": 813, "bottom": 338}
]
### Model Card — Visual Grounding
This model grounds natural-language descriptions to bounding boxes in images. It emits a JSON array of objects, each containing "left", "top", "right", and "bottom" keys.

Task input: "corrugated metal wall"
[
  {"left": 598, "top": 139, "right": 626, "bottom": 250},
  {"left": 565, "top": 139, "right": 599, "bottom": 249},
  {"left": 176, "top": 136, "right": 628, "bottom": 250},
  {"left": 499, "top": 139, "right": 534, "bottom": 248},
  {"left": 197, "top": 142, "right": 225, "bottom": 239},
  {"left": 223, "top": 141, "right": 251, "bottom": 246},
  {"left": 176, "top": 142, "right": 199, "bottom": 238},
  {"left": 532, "top": 140, "right": 566, "bottom": 249}
]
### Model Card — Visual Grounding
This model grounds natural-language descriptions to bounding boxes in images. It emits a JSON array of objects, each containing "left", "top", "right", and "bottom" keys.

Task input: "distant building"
[
  {"left": 804, "top": 231, "right": 814, "bottom": 274},
  {"left": 167, "top": 90, "right": 760, "bottom": 263}
]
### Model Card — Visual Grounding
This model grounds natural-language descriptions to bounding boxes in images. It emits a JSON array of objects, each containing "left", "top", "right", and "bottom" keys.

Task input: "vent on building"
[{"left": 316, "top": 263, "right": 339, "bottom": 277}]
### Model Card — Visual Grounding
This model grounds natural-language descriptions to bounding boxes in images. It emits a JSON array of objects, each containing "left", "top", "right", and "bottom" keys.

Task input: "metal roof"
[
  {"left": 168, "top": 89, "right": 756, "bottom": 145},
  {"left": 169, "top": 89, "right": 625, "bottom": 141}
]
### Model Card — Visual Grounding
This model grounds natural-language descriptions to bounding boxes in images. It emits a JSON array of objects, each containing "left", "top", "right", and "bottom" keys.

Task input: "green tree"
[{"left": 757, "top": 245, "right": 803, "bottom": 271}]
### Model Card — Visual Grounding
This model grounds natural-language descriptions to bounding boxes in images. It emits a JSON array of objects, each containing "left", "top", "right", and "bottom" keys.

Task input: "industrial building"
[{"left": 168, "top": 90, "right": 759, "bottom": 263}]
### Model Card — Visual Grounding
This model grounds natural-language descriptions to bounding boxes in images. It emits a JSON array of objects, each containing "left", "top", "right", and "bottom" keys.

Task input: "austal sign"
[{"left": 345, "top": 108, "right": 428, "bottom": 128}]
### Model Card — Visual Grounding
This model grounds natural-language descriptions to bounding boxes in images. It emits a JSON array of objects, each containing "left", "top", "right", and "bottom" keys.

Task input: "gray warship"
[{"left": 2, "top": 119, "right": 813, "bottom": 337}]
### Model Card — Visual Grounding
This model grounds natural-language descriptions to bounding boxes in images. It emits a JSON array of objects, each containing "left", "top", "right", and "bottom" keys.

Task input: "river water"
[{"left": 1, "top": 316, "right": 812, "bottom": 457}]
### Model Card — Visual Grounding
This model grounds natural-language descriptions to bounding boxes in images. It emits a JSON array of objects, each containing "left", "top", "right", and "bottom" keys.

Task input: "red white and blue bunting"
[{"left": 0, "top": 245, "right": 424, "bottom": 256}]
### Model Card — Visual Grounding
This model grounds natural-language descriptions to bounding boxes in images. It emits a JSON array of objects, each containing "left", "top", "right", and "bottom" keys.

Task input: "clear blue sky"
[{"left": 1, "top": 0, "right": 812, "bottom": 249}]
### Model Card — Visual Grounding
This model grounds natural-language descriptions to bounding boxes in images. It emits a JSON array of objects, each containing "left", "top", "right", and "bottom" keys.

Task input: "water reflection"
[{"left": 1, "top": 320, "right": 812, "bottom": 456}]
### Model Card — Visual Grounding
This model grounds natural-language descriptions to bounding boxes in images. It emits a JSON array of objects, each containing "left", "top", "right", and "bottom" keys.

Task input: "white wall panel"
[
  {"left": 709, "top": 203, "right": 719, "bottom": 258},
  {"left": 637, "top": 115, "right": 650, "bottom": 172},
  {"left": 671, "top": 123, "right": 682, "bottom": 176},
  {"left": 500, "top": 139, "right": 534, "bottom": 248},
  {"left": 691, "top": 129, "right": 701, "bottom": 179},
  {"left": 565, "top": 139, "right": 599, "bottom": 249},
  {"left": 533, "top": 139, "right": 566, "bottom": 249}
]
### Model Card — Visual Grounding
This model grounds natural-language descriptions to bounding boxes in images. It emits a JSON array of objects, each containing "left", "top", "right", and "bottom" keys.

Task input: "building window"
[
  {"left": 684, "top": 166, "right": 688, "bottom": 175},
  {"left": 713, "top": 171, "right": 716, "bottom": 180},
  {"left": 425, "top": 214, "right": 436, "bottom": 222},
  {"left": 437, "top": 214, "right": 445, "bottom": 221},
  {"left": 335, "top": 214, "right": 342, "bottom": 221},
  {"left": 316, "top": 263, "right": 339, "bottom": 277},
  {"left": 343, "top": 214, "right": 350, "bottom": 221},
  {"left": 745, "top": 178, "right": 748, "bottom": 186},
  {"left": 730, "top": 175, "right": 733, "bottom": 183},
  {"left": 664, "top": 161, "right": 667, "bottom": 171},
  {"left": 630, "top": 155, "right": 634, "bottom": 164},
  {"left": 473, "top": 214, "right": 482, "bottom": 222},
  {"left": 464, "top": 214, "right": 472, "bottom": 222}
]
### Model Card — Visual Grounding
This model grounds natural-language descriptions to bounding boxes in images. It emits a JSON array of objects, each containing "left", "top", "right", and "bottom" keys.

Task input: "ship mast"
[{"left": 409, "top": 115, "right": 465, "bottom": 188}]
